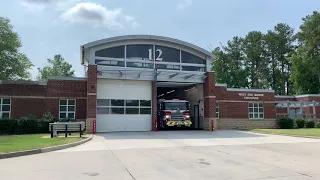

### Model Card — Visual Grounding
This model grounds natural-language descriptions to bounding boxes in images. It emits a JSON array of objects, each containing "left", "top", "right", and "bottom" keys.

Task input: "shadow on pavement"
[{"left": 95, "top": 130, "right": 266, "bottom": 140}]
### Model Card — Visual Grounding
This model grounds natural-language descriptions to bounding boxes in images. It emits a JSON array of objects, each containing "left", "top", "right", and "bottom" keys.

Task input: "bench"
[{"left": 49, "top": 122, "right": 85, "bottom": 138}]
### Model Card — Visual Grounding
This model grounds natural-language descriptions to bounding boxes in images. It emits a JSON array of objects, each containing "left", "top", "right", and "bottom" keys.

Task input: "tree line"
[
  {"left": 212, "top": 11, "right": 320, "bottom": 95},
  {"left": 0, "top": 17, "right": 74, "bottom": 81}
]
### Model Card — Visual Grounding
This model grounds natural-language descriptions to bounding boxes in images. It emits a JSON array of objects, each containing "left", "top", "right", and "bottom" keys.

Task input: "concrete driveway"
[{"left": 1, "top": 130, "right": 320, "bottom": 180}]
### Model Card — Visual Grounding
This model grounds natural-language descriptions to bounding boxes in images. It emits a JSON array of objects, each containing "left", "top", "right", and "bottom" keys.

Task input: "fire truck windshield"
[{"left": 164, "top": 102, "right": 189, "bottom": 110}]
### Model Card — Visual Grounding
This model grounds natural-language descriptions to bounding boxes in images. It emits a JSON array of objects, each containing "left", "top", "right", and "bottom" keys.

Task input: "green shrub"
[
  {"left": 0, "top": 113, "right": 59, "bottom": 135},
  {"left": 59, "top": 117, "right": 76, "bottom": 122},
  {"left": 305, "top": 120, "right": 315, "bottom": 128},
  {"left": 295, "top": 118, "right": 305, "bottom": 128},
  {"left": 278, "top": 117, "right": 295, "bottom": 129},
  {"left": 0, "top": 118, "right": 18, "bottom": 135},
  {"left": 316, "top": 121, "right": 320, "bottom": 128},
  {"left": 37, "top": 112, "right": 58, "bottom": 133},
  {"left": 18, "top": 115, "right": 38, "bottom": 134}
]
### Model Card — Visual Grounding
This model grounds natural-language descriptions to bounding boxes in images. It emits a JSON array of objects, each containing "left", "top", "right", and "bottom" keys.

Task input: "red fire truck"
[{"left": 157, "top": 99, "right": 192, "bottom": 129}]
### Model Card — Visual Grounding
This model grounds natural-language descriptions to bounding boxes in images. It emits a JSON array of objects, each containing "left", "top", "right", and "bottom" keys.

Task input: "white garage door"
[{"left": 96, "top": 79, "right": 152, "bottom": 132}]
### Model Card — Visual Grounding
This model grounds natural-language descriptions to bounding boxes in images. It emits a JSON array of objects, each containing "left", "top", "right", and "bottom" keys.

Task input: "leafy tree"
[
  {"left": 212, "top": 37, "right": 248, "bottom": 88},
  {"left": 243, "top": 31, "right": 269, "bottom": 89},
  {"left": 290, "top": 11, "right": 320, "bottom": 94},
  {"left": 212, "top": 47, "right": 231, "bottom": 85},
  {"left": 273, "top": 23, "right": 295, "bottom": 95},
  {"left": 264, "top": 23, "right": 295, "bottom": 95},
  {"left": 0, "top": 17, "right": 33, "bottom": 80},
  {"left": 37, "top": 54, "right": 75, "bottom": 81}
]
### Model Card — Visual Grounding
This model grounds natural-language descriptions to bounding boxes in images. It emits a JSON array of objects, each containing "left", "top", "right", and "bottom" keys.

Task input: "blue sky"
[{"left": 1, "top": 0, "right": 320, "bottom": 79}]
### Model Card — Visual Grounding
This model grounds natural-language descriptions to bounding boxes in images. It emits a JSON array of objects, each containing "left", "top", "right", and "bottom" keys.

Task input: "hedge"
[
  {"left": 295, "top": 118, "right": 306, "bottom": 128},
  {"left": 278, "top": 117, "right": 295, "bottom": 129},
  {"left": 305, "top": 120, "right": 316, "bottom": 128},
  {"left": 0, "top": 112, "right": 59, "bottom": 135}
]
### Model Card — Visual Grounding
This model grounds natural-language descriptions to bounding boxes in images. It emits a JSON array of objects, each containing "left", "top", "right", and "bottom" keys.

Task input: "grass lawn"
[
  {"left": 0, "top": 134, "right": 84, "bottom": 154},
  {"left": 251, "top": 128, "right": 320, "bottom": 137}
]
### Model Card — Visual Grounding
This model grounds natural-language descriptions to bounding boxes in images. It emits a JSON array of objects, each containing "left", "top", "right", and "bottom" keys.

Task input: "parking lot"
[{"left": 1, "top": 130, "right": 320, "bottom": 180}]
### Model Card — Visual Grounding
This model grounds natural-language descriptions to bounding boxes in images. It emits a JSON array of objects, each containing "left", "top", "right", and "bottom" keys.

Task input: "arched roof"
[{"left": 81, "top": 35, "right": 215, "bottom": 59}]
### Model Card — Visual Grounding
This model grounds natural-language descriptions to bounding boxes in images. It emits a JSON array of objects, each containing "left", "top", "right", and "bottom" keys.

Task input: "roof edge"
[
  {"left": 81, "top": 35, "right": 216, "bottom": 59},
  {"left": 47, "top": 76, "right": 87, "bottom": 81},
  {"left": 275, "top": 94, "right": 320, "bottom": 98},
  {"left": 227, "top": 88, "right": 275, "bottom": 93}
]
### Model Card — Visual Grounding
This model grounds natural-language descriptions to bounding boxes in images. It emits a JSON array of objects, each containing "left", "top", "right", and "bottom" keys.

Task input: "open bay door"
[{"left": 96, "top": 79, "right": 152, "bottom": 132}]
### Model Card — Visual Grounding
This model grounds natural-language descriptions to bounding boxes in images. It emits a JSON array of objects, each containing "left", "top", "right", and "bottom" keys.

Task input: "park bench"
[{"left": 49, "top": 122, "right": 85, "bottom": 138}]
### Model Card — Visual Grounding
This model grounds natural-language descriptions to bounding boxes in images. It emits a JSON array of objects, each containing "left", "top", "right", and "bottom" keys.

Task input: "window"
[
  {"left": 181, "top": 51, "right": 206, "bottom": 64},
  {"left": 0, "top": 98, "right": 11, "bottom": 118},
  {"left": 59, "top": 99, "right": 76, "bottom": 119},
  {"left": 216, "top": 102, "right": 219, "bottom": 118},
  {"left": 248, "top": 102, "right": 264, "bottom": 119},
  {"left": 95, "top": 46, "right": 125, "bottom": 58},
  {"left": 97, "top": 99, "right": 152, "bottom": 115}
]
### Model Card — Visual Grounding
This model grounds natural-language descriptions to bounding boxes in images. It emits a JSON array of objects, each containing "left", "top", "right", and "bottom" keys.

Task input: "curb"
[
  {"left": 0, "top": 135, "right": 93, "bottom": 160},
  {"left": 251, "top": 131, "right": 320, "bottom": 139}
]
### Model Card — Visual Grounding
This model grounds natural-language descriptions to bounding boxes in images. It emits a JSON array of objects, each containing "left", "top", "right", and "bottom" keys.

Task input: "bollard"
[
  {"left": 212, "top": 119, "right": 215, "bottom": 132},
  {"left": 93, "top": 120, "right": 96, "bottom": 134},
  {"left": 155, "top": 119, "right": 158, "bottom": 132}
]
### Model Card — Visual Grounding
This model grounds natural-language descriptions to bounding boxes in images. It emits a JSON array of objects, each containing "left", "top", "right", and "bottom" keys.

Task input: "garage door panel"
[
  {"left": 97, "top": 115, "right": 152, "bottom": 132},
  {"left": 97, "top": 79, "right": 151, "bottom": 99},
  {"left": 96, "top": 79, "right": 152, "bottom": 132}
]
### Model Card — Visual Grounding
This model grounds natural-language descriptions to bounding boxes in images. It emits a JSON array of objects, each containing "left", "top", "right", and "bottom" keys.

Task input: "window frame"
[
  {"left": 59, "top": 99, "right": 76, "bottom": 119},
  {"left": 248, "top": 102, "right": 264, "bottom": 120},
  {"left": 0, "top": 98, "right": 11, "bottom": 119},
  {"left": 96, "top": 99, "right": 152, "bottom": 115}
]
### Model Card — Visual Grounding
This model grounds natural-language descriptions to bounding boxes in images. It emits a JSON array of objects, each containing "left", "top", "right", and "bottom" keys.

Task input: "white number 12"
[{"left": 148, "top": 48, "right": 163, "bottom": 61}]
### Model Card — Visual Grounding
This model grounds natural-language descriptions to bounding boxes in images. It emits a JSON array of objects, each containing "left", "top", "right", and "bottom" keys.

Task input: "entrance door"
[{"left": 193, "top": 105, "right": 200, "bottom": 129}]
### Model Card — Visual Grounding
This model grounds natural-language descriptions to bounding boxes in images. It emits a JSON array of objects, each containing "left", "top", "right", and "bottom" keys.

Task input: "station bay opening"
[{"left": 157, "top": 82, "right": 204, "bottom": 130}]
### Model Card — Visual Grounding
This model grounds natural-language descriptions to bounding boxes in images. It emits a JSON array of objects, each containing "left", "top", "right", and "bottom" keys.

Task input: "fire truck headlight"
[
  {"left": 185, "top": 115, "right": 190, "bottom": 119},
  {"left": 165, "top": 115, "right": 170, "bottom": 119}
]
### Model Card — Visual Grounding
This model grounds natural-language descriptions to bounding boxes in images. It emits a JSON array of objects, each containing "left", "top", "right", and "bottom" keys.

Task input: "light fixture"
[
  {"left": 185, "top": 87, "right": 195, "bottom": 92},
  {"left": 166, "top": 90, "right": 175, "bottom": 94}
]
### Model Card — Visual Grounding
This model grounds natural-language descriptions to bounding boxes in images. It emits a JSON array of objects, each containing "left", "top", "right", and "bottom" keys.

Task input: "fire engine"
[{"left": 157, "top": 99, "right": 192, "bottom": 128}]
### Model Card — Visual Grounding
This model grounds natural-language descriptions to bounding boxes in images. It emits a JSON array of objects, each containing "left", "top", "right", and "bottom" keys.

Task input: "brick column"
[
  {"left": 151, "top": 81, "right": 157, "bottom": 131},
  {"left": 203, "top": 72, "right": 216, "bottom": 131},
  {"left": 86, "top": 65, "right": 97, "bottom": 133}
]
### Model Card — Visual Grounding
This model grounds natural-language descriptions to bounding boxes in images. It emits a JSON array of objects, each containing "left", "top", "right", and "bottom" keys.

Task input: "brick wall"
[
  {"left": 86, "top": 65, "right": 97, "bottom": 119},
  {"left": 218, "top": 119, "right": 278, "bottom": 130},
  {"left": 11, "top": 98, "right": 46, "bottom": 119},
  {"left": 86, "top": 65, "right": 97, "bottom": 133},
  {"left": 0, "top": 84, "right": 46, "bottom": 96},
  {"left": 203, "top": 72, "right": 216, "bottom": 130},
  {"left": 0, "top": 79, "right": 87, "bottom": 120},
  {"left": 47, "top": 80, "right": 87, "bottom": 97}
]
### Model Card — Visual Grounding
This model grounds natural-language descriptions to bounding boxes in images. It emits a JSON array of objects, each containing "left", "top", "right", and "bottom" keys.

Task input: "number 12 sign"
[{"left": 148, "top": 48, "right": 163, "bottom": 61}]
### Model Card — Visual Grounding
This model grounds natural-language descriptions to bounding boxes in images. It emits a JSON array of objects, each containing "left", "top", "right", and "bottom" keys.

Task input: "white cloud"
[
  {"left": 177, "top": 0, "right": 192, "bottom": 10},
  {"left": 21, "top": 0, "right": 79, "bottom": 11},
  {"left": 60, "top": 2, "right": 138, "bottom": 29}
]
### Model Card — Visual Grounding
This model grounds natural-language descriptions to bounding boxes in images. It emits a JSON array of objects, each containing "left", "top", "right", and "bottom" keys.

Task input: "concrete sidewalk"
[{"left": 58, "top": 130, "right": 320, "bottom": 152}]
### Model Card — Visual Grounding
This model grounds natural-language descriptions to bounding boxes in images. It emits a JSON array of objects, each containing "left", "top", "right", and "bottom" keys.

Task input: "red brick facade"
[
  {"left": 1, "top": 70, "right": 319, "bottom": 132},
  {"left": 203, "top": 72, "right": 216, "bottom": 130},
  {"left": 152, "top": 81, "right": 157, "bottom": 131},
  {"left": 86, "top": 65, "right": 97, "bottom": 119},
  {"left": 213, "top": 84, "right": 277, "bottom": 130},
  {"left": 0, "top": 79, "right": 87, "bottom": 120}
]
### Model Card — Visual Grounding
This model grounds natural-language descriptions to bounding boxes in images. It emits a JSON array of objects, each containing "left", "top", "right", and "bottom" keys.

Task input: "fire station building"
[{"left": 0, "top": 35, "right": 319, "bottom": 132}]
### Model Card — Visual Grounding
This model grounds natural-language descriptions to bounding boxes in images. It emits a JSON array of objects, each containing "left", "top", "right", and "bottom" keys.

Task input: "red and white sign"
[{"left": 93, "top": 120, "right": 96, "bottom": 134}]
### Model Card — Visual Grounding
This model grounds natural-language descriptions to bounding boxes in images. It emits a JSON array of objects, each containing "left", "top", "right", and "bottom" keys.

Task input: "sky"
[{"left": 1, "top": 0, "right": 320, "bottom": 79}]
